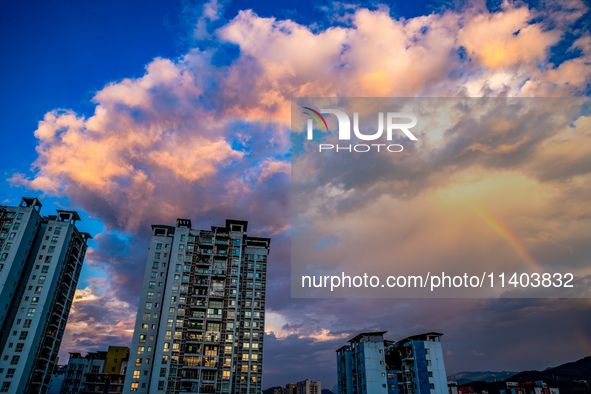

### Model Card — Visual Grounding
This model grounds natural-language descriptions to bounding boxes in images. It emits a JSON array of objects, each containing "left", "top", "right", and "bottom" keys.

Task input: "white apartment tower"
[
  {"left": 0, "top": 197, "right": 91, "bottom": 394},
  {"left": 124, "top": 219, "right": 270, "bottom": 394}
]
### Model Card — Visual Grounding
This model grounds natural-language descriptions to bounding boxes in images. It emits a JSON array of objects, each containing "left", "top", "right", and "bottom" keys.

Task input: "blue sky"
[{"left": 1, "top": 0, "right": 591, "bottom": 390}]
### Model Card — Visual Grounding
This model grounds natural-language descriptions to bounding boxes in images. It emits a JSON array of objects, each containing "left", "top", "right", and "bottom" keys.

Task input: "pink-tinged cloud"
[
  {"left": 12, "top": 2, "right": 590, "bottom": 234},
  {"left": 458, "top": 5, "right": 561, "bottom": 70}
]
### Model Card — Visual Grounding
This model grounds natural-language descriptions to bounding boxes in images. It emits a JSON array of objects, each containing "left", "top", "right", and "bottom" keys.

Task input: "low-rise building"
[
  {"left": 501, "top": 381, "right": 559, "bottom": 394},
  {"left": 274, "top": 379, "right": 322, "bottom": 394},
  {"left": 55, "top": 346, "right": 129, "bottom": 394}
]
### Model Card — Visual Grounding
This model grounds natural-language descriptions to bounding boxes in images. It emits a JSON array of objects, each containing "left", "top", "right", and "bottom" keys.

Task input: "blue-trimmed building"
[{"left": 336, "top": 332, "right": 447, "bottom": 394}]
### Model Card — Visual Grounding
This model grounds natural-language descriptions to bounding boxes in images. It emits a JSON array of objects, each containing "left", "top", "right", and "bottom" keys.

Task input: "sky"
[
  {"left": 290, "top": 97, "right": 591, "bottom": 299},
  {"left": 0, "top": 0, "right": 591, "bottom": 390}
]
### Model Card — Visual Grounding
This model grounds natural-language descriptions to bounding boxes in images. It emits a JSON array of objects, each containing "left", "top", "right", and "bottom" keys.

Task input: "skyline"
[{"left": 1, "top": 0, "right": 591, "bottom": 389}]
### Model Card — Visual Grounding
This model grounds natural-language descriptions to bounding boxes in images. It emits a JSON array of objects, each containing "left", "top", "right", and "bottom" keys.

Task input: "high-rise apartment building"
[
  {"left": 394, "top": 333, "right": 447, "bottom": 394},
  {"left": 336, "top": 332, "right": 447, "bottom": 394},
  {"left": 123, "top": 219, "right": 271, "bottom": 394},
  {"left": 0, "top": 197, "right": 91, "bottom": 394}
]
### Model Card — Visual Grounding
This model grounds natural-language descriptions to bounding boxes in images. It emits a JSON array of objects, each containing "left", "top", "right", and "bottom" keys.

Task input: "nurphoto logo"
[{"left": 302, "top": 106, "right": 418, "bottom": 153}]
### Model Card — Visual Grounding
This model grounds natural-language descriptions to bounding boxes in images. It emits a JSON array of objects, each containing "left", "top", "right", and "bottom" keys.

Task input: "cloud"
[
  {"left": 458, "top": 5, "right": 561, "bottom": 70},
  {"left": 60, "top": 277, "right": 137, "bottom": 356}
]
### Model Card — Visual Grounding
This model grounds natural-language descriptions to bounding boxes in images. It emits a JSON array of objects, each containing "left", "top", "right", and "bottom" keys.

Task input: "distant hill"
[
  {"left": 458, "top": 356, "right": 591, "bottom": 394},
  {"left": 448, "top": 371, "right": 518, "bottom": 385}
]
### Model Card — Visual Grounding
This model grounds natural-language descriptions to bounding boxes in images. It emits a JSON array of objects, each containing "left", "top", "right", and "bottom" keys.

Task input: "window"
[
  {"left": 425, "top": 348, "right": 430, "bottom": 355},
  {"left": 160, "top": 368, "right": 167, "bottom": 377},
  {"left": 27, "top": 308, "right": 35, "bottom": 316},
  {"left": 10, "top": 356, "right": 19, "bottom": 365},
  {"left": 41, "top": 266, "right": 49, "bottom": 273},
  {"left": 426, "top": 360, "right": 432, "bottom": 366},
  {"left": 156, "top": 243, "right": 162, "bottom": 250},
  {"left": 137, "top": 346, "right": 145, "bottom": 355},
  {"left": 54, "top": 227, "right": 62, "bottom": 234},
  {"left": 145, "top": 302, "right": 152, "bottom": 310},
  {"left": 158, "top": 381, "right": 165, "bottom": 390},
  {"left": 135, "top": 358, "right": 142, "bottom": 367},
  {"left": 143, "top": 313, "right": 150, "bottom": 321},
  {"left": 38, "top": 276, "right": 45, "bottom": 284},
  {"left": 428, "top": 372, "right": 433, "bottom": 378},
  {"left": 139, "top": 335, "right": 147, "bottom": 343},
  {"left": 141, "top": 324, "right": 148, "bottom": 332},
  {"left": 35, "top": 286, "right": 42, "bottom": 294},
  {"left": 131, "top": 382, "right": 138, "bottom": 391},
  {"left": 1, "top": 382, "right": 11, "bottom": 392},
  {"left": 0, "top": 253, "right": 7, "bottom": 261},
  {"left": 430, "top": 384, "right": 435, "bottom": 389},
  {"left": 147, "top": 291, "right": 154, "bottom": 299},
  {"left": 23, "top": 320, "right": 31, "bottom": 328},
  {"left": 17, "top": 213, "right": 23, "bottom": 220},
  {"left": 5, "top": 369, "right": 15, "bottom": 378},
  {"left": 133, "top": 370, "right": 140, "bottom": 379},
  {"left": 19, "top": 332, "right": 27, "bottom": 340},
  {"left": 48, "top": 246, "right": 55, "bottom": 253},
  {"left": 51, "top": 237, "right": 58, "bottom": 244},
  {"left": 149, "top": 281, "right": 156, "bottom": 289}
]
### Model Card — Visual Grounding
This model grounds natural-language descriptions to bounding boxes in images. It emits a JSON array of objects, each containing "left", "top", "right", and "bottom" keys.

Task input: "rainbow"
[
  {"left": 302, "top": 107, "right": 328, "bottom": 131},
  {"left": 472, "top": 207, "right": 543, "bottom": 273}
]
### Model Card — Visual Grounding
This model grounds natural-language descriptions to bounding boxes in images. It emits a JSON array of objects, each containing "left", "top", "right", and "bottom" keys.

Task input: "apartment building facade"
[
  {"left": 59, "top": 346, "right": 129, "bottom": 394},
  {"left": 0, "top": 197, "right": 91, "bottom": 394},
  {"left": 123, "top": 219, "right": 270, "bottom": 394},
  {"left": 337, "top": 332, "right": 447, "bottom": 394}
]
